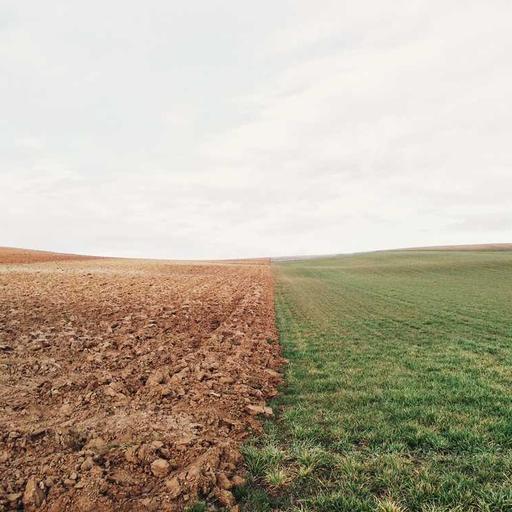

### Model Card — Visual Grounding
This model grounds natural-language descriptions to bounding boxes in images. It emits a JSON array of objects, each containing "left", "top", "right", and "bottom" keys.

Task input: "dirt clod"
[
  {"left": 246, "top": 404, "right": 274, "bottom": 416},
  {"left": 165, "top": 476, "right": 181, "bottom": 498},
  {"left": 217, "top": 472, "right": 232, "bottom": 489},
  {"left": 151, "top": 458, "right": 170, "bottom": 477},
  {"left": 216, "top": 488, "right": 235, "bottom": 507},
  {"left": 231, "top": 475, "right": 246, "bottom": 487},
  {"left": 22, "top": 476, "right": 45, "bottom": 510}
]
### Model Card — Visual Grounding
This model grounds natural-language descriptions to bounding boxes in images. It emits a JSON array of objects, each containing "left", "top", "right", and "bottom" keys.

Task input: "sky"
[{"left": 1, "top": 0, "right": 511, "bottom": 259}]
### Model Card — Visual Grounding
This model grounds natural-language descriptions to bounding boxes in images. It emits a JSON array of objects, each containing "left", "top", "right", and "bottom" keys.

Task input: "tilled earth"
[
  {"left": 0, "top": 251, "right": 283, "bottom": 511},
  {"left": 0, "top": 248, "right": 96, "bottom": 265}
]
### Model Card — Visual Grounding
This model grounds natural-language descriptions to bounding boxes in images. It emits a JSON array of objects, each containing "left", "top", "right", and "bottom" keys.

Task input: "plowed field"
[
  {"left": 0, "top": 252, "right": 283, "bottom": 511},
  {"left": 0, "top": 248, "right": 96, "bottom": 265}
]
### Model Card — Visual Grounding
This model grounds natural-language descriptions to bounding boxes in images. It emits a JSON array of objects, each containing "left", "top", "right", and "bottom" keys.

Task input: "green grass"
[{"left": 240, "top": 250, "right": 512, "bottom": 511}]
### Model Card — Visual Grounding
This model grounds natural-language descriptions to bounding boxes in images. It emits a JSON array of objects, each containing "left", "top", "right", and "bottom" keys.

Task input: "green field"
[{"left": 239, "top": 250, "right": 512, "bottom": 511}]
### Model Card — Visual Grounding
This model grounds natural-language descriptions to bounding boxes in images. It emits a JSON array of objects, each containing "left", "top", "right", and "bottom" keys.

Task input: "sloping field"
[
  {"left": 401, "top": 244, "right": 512, "bottom": 252},
  {"left": 241, "top": 250, "right": 512, "bottom": 511},
  {"left": 0, "top": 247, "right": 98, "bottom": 265},
  {"left": 0, "top": 256, "right": 283, "bottom": 511}
]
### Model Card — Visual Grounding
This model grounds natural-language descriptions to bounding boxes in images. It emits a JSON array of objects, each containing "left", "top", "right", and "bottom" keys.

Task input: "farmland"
[
  {"left": 241, "top": 250, "right": 512, "bottom": 511},
  {"left": 2, "top": 247, "right": 512, "bottom": 512},
  {"left": 0, "top": 250, "right": 282, "bottom": 511}
]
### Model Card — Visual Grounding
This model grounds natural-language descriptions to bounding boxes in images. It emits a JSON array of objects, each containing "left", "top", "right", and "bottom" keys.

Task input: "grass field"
[{"left": 239, "top": 250, "right": 512, "bottom": 511}]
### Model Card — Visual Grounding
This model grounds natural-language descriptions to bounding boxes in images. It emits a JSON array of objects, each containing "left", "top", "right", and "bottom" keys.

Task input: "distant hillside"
[
  {"left": 402, "top": 243, "right": 512, "bottom": 252},
  {"left": 0, "top": 247, "right": 98, "bottom": 264},
  {"left": 274, "top": 243, "right": 512, "bottom": 262}
]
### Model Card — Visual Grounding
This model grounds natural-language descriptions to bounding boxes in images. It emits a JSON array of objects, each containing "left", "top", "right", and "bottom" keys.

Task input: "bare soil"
[
  {"left": 0, "top": 248, "right": 98, "bottom": 265},
  {"left": 0, "top": 253, "right": 282, "bottom": 511}
]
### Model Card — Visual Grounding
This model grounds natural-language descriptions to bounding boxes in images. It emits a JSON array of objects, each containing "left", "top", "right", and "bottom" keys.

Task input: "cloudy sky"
[{"left": 1, "top": 1, "right": 511, "bottom": 259}]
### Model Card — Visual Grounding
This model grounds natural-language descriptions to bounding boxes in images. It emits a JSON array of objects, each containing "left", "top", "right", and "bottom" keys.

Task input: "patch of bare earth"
[
  {"left": 0, "top": 256, "right": 283, "bottom": 511},
  {"left": 0, "top": 248, "right": 98, "bottom": 265}
]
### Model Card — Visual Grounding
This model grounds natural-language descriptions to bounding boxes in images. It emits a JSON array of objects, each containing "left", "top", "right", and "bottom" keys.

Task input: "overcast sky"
[{"left": 1, "top": 1, "right": 511, "bottom": 259}]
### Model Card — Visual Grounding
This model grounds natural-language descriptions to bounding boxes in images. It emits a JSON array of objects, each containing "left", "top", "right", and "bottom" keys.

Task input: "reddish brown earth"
[
  {"left": 0, "top": 254, "right": 283, "bottom": 511},
  {"left": 0, "top": 248, "right": 98, "bottom": 265}
]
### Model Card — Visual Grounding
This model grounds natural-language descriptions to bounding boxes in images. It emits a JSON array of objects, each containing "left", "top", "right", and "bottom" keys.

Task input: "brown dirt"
[
  {"left": 0, "top": 248, "right": 98, "bottom": 265},
  {"left": 0, "top": 256, "right": 283, "bottom": 511}
]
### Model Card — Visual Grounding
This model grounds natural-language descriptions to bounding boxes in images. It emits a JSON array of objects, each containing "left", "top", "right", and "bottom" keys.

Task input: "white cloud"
[{"left": 1, "top": 1, "right": 511, "bottom": 258}]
